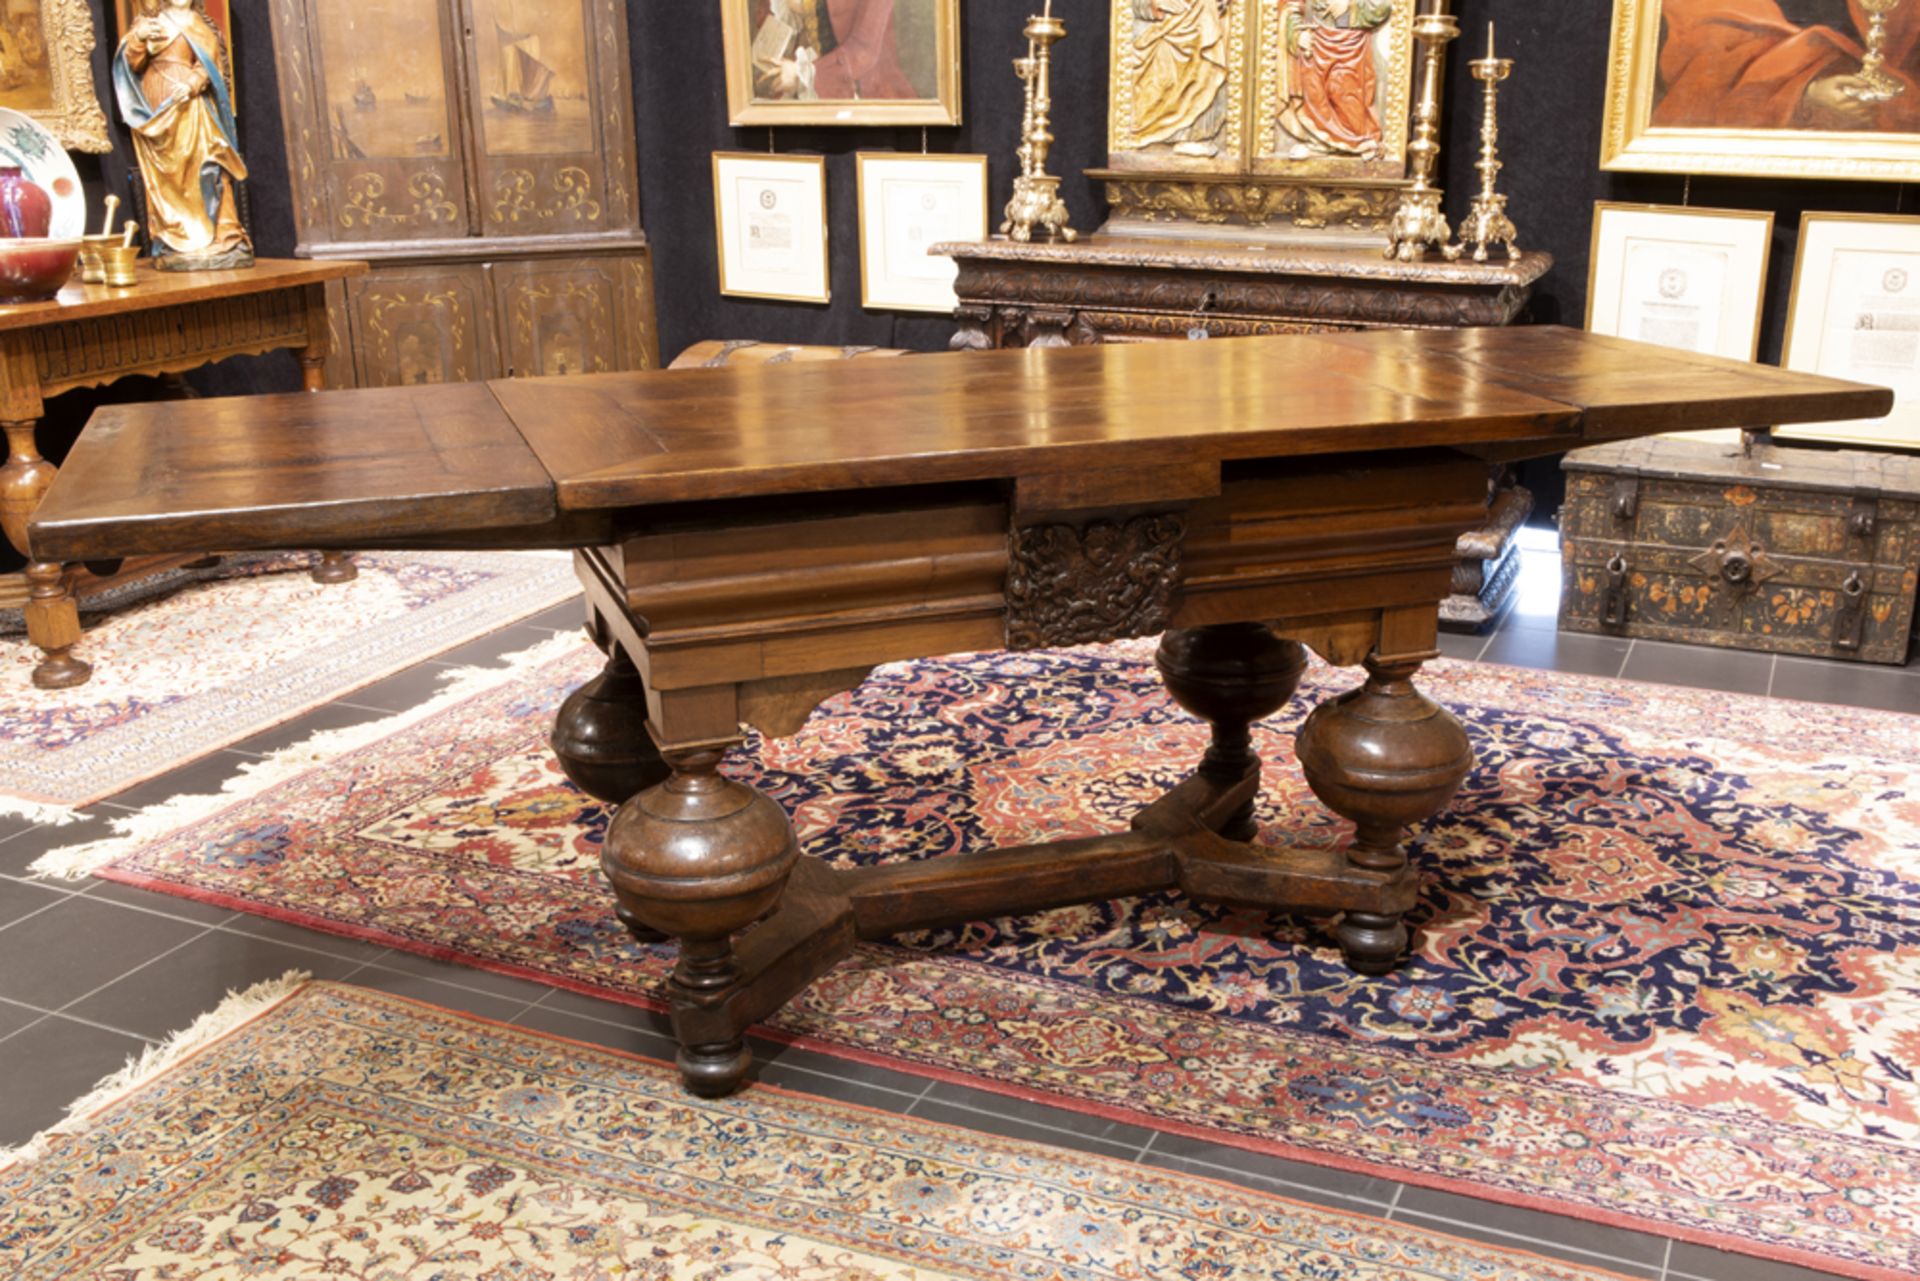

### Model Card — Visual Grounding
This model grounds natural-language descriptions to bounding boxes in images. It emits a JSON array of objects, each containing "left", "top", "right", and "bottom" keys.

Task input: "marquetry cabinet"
[{"left": 269, "top": 0, "right": 659, "bottom": 387}]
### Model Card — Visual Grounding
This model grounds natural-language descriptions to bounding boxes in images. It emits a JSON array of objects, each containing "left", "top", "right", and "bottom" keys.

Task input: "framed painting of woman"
[
  {"left": 721, "top": 0, "right": 962, "bottom": 127},
  {"left": 1603, "top": 0, "right": 1920, "bottom": 180},
  {"left": 0, "top": 0, "right": 111, "bottom": 152}
]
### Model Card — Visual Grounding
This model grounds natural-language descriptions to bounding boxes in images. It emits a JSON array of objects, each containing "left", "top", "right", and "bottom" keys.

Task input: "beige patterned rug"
[
  {"left": 0, "top": 551, "right": 576, "bottom": 817},
  {"left": 0, "top": 977, "right": 1628, "bottom": 1280}
]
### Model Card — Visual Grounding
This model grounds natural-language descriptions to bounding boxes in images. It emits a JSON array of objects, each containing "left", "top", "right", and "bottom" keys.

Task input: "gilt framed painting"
[
  {"left": 721, "top": 0, "right": 961, "bottom": 127},
  {"left": 0, "top": 0, "right": 110, "bottom": 152},
  {"left": 1603, "top": 0, "right": 1920, "bottom": 181}
]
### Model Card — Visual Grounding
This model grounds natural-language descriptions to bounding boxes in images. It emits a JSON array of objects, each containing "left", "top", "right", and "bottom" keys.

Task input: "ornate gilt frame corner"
[
  {"left": 722, "top": 0, "right": 962, "bottom": 128},
  {"left": 12, "top": 0, "right": 111, "bottom": 154},
  {"left": 1602, "top": 0, "right": 1920, "bottom": 182}
]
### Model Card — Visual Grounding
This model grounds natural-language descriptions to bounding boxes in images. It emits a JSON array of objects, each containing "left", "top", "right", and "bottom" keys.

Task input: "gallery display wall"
[{"left": 48, "top": 2, "right": 1920, "bottom": 495}]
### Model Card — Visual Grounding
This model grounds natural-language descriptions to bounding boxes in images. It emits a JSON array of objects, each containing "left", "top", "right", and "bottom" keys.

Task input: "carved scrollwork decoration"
[
  {"left": 1006, "top": 513, "right": 1186, "bottom": 651},
  {"left": 339, "top": 172, "right": 461, "bottom": 230},
  {"left": 1102, "top": 178, "right": 1398, "bottom": 231}
]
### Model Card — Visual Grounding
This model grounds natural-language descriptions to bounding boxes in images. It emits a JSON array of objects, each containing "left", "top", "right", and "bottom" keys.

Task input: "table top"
[
  {"left": 28, "top": 326, "right": 1891, "bottom": 564},
  {"left": 0, "top": 258, "right": 367, "bottom": 332}
]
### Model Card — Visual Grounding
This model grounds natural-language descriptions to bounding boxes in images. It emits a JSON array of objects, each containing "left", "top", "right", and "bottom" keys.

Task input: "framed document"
[
  {"left": 712, "top": 152, "right": 831, "bottom": 305},
  {"left": 1778, "top": 212, "right": 1920, "bottom": 449},
  {"left": 856, "top": 152, "right": 987, "bottom": 313},
  {"left": 1587, "top": 203, "right": 1774, "bottom": 361},
  {"left": 721, "top": 0, "right": 962, "bottom": 128}
]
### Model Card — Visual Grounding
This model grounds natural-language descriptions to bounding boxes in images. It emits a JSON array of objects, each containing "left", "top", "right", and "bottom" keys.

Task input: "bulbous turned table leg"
[
  {"left": 600, "top": 744, "right": 799, "bottom": 1097},
  {"left": 550, "top": 647, "right": 670, "bottom": 806},
  {"left": 1157, "top": 624, "right": 1307, "bottom": 842},
  {"left": 310, "top": 551, "right": 357, "bottom": 584},
  {"left": 1296, "top": 653, "right": 1472, "bottom": 974},
  {"left": 24, "top": 561, "right": 89, "bottom": 689}
]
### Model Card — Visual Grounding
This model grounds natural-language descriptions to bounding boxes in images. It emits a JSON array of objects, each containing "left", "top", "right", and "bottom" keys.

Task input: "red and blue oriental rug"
[
  {"left": 34, "top": 639, "right": 1920, "bottom": 1279},
  {"left": 0, "top": 979, "right": 1630, "bottom": 1279}
]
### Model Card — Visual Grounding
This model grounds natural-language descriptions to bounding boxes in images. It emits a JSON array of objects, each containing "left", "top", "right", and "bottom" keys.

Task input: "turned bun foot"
[
  {"left": 310, "top": 551, "right": 357, "bottom": 584},
  {"left": 1336, "top": 911, "right": 1409, "bottom": 975},
  {"left": 552, "top": 648, "right": 669, "bottom": 806},
  {"left": 678, "top": 1040, "right": 755, "bottom": 1098},
  {"left": 31, "top": 648, "right": 91, "bottom": 690},
  {"left": 1156, "top": 625, "right": 1307, "bottom": 842}
]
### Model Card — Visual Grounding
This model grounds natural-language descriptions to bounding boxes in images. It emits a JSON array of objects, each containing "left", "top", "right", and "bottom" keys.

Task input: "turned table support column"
[
  {"left": 1296, "top": 650, "right": 1473, "bottom": 974},
  {"left": 1156, "top": 624, "right": 1308, "bottom": 842},
  {"left": 1, "top": 417, "right": 89, "bottom": 689}
]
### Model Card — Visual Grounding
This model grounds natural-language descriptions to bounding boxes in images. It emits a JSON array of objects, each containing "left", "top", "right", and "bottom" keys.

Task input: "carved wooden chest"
[{"left": 1560, "top": 438, "right": 1920, "bottom": 664}]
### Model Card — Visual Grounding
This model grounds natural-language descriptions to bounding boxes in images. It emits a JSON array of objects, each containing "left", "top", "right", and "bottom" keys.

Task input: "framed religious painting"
[
  {"left": 1777, "top": 212, "right": 1920, "bottom": 448},
  {"left": 712, "top": 151, "right": 830, "bottom": 304},
  {"left": 855, "top": 151, "right": 987, "bottom": 313},
  {"left": 1100, "top": 0, "right": 1417, "bottom": 236},
  {"left": 1603, "top": 0, "right": 1920, "bottom": 181},
  {"left": 721, "top": 0, "right": 962, "bottom": 127},
  {"left": 0, "top": 0, "right": 111, "bottom": 152}
]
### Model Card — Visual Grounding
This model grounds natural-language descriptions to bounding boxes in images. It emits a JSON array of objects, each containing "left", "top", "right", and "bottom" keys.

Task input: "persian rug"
[
  {"left": 0, "top": 550, "right": 577, "bottom": 815},
  {"left": 32, "top": 639, "right": 1920, "bottom": 1280},
  {"left": 0, "top": 979, "right": 1629, "bottom": 1281}
]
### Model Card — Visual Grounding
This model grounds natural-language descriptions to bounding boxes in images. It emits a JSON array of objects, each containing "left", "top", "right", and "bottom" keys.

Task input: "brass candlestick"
[
  {"left": 1459, "top": 22, "right": 1519, "bottom": 263},
  {"left": 1001, "top": 1, "right": 1076, "bottom": 244},
  {"left": 1856, "top": 0, "right": 1905, "bottom": 103},
  {"left": 1387, "top": 0, "right": 1461, "bottom": 263}
]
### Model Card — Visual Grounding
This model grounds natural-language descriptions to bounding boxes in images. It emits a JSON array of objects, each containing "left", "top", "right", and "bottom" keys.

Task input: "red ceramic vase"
[{"left": 0, "top": 166, "right": 51, "bottom": 239}]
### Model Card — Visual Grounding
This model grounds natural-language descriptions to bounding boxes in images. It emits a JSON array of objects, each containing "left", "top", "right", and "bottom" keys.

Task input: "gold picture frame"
[
  {"left": 855, "top": 151, "right": 987, "bottom": 313},
  {"left": 721, "top": 0, "right": 962, "bottom": 128},
  {"left": 0, "top": 0, "right": 110, "bottom": 153},
  {"left": 1778, "top": 211, "right": 1920, "bottom": 450},
  {"left": 1585, "top": 202, "right": 1775, "bottom": 362},
  {"left": 712, "top": 151, "right": 831, "bottom": 305},
  {"left": 1602, "top": 0, "right": 1920, "bottom": 182}
]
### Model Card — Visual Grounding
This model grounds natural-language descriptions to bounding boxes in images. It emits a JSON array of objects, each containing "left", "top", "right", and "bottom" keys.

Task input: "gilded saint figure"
[
  {"left": 1275, "top": 0, "right": 1393, "bottom": 161},
  {"left": 113, "top": 0, "right": 253, "bottom": 271},
  {"left": 1129, "top": 0, "right": 1232, "bottom": 157}
]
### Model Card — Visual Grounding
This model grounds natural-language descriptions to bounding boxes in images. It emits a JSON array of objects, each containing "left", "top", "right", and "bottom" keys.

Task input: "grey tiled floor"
[{"left": 3, "top": 550, "right": 1911, "bottom": 1279}]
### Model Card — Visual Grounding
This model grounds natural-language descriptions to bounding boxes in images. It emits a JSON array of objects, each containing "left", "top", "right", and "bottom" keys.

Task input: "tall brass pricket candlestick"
[
  {"left": 1387, "top": 0, "right": 1461, "bottom": 263},
  {"left": 1001, "top": 0, "right": 1077, "bottom": 244},
  {"left": 1459, "top": 22, "right": 1519, "bottom": 263}
]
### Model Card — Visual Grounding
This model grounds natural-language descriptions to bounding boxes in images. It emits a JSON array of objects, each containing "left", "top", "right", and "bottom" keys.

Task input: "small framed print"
[
  {"left": 1586, "top": 203, "right": 1774, "bottom": 361},
  {"left": 1778, "top": 212, "right": 1920, "bottom": 450},
  {"left": 712, "top": 152, "right": 831, "bottom": 305},
  {"left": 856, "top": 152, "right": 987, "bottom": 314}
]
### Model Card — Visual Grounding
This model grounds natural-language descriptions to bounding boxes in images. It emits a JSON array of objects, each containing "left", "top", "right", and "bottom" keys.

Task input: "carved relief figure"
[
  {"left": 1653, "top": 0, "right": 1920, "bottom": 132},
  {"left": 1273, "top": 0, "right": 1393, "bottom": 160},
  {"left": 752, "top": 0, "right": 917, "bottom": 101},
  {"left": 112, "top": 0, "right": 252, "bottom": 269},
  {"left": 1129, "top": 0, "right": 1232, "bottom": 156}
]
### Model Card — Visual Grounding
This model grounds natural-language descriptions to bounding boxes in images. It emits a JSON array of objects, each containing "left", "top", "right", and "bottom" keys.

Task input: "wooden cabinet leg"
[
  {"left": 311, "top": 550, "right": 356, "bottom": 583},
  {"left": 24, "top": 560, "right": 89, "bottom": 689},
  {"left": 1295, "top": 653, "right": 1472, "bottom": 974},
  {"left": 1156, "top": 624, "right": 1307, "bottom": 842},
  {"left": 550, "top": 646, "right": 669, "bottom": 807},
  {"left": 599, "top": 743, "right": 799, "bottom": 1097}
]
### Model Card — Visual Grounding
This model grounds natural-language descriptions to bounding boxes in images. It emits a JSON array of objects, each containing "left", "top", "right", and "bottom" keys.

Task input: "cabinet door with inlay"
[
  {"left": 346, "top": 264, "right": 502, "bottom": 388},
  {"left": 270, "top": 0, "right": 476, "bottom": 246},
  {"left": 491, "top": 253, "right": 655, "bottom": 377},
  {"left": 462, "top": 0, "right": 638, "bottom": 240}
]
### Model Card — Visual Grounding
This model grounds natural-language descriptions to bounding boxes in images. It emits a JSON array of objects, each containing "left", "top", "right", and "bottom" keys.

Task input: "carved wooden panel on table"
[
  {"left": 493, "top": 253, "right": 656, "bottom": 377},
  {"left": 269, "top": 0, "right": 474, "bottom": 246},
  {"left": 345, "top": 264, "right": 499, "bottom": 388},
  {"left": 464, "top": 0, "right": 637, "bottom": 240}
]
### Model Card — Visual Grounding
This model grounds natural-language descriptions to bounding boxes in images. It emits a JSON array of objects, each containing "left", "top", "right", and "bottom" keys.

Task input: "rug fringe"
[
  {"left": 0, "top": 795, "right": 84, "bottom": 826},
  {"left": 0, "top": 970, "right": 312, "bottom": 1171},
  {"left": 29, "top": 631, "right": 593, "bottom": 882}
]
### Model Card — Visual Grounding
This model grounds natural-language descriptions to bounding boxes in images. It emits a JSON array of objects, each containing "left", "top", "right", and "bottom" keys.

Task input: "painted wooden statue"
[{"left": 113, "top": 0, "right": 253, "bottom": 270}]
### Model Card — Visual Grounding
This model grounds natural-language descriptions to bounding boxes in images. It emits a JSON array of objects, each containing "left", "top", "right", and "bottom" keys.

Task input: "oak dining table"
[{"left": 26, "top": 327, "right": 1889, "bottom": 1096}]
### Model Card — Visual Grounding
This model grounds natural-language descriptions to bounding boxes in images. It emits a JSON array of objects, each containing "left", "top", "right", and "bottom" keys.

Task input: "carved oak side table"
[
  {"left": 0, "top": 258, "right": 367, "bottom": 688},
  {"left": 931, "top": 237, "right": 1554, "bottom": 630}
]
